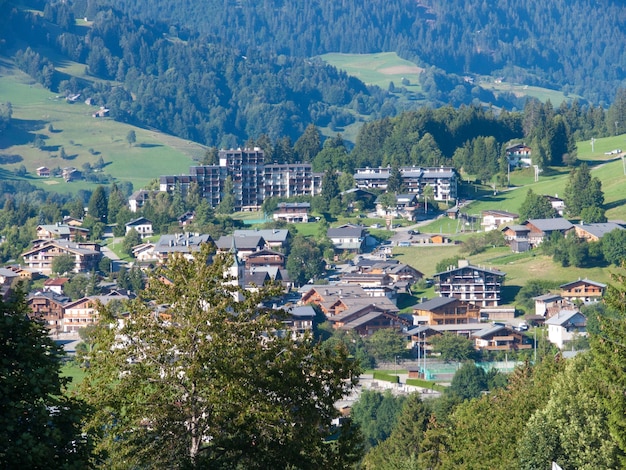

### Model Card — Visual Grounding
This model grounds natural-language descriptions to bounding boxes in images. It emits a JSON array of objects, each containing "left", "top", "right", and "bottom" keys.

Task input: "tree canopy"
[
  {"left": 563, "top": 163, "right": 604, "bottom": 218},
  {"left": 79, "top": 245, "right": 362, "bottom": 468},
  {"left": 518, "top": 189, "right": 556, "bottom": 221}
]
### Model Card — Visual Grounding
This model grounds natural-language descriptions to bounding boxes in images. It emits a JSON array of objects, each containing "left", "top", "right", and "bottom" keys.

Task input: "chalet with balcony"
[
  {"left": 125, "top": 217, "right": 154, "bottom": 239},
  {"left": 472, "top": 325, "right": 533, "bottom": 351},
  {"left": 433, "top": 260, "right": 505, "bottom": 307},
  {"left": 273, "top": 202, "right": 310, "bottom": 223},
  {"left": 283, "top": 305, "right": 316, "bottom": 337},
  {"left": 22, "top": 240, "right": 102, "bottom": 275},
  {"left": 523, "top": 218, "right": 574, "bottom": 247},
  {"left": 412, "top": 296, "right": 481, "bottom": 325},
  {"left": 27, "top": 291, "right": 71, "bottom": 333},
  {"left": 36, "top": 223, "right": 89, "bottom": 242},
  {"left": 36, "top": 166, "right": 50, "bottom": 177},
  {"left": 63, "top": 292, "right": 131, "bottom": 333},
  {"left": 506, "top": 143, "right": 532, "bottom": 167},
  {"left": 216, "top": 234, "right": 265, "bottom": 260},
  {"left": 573, "top": 222, "right": 624, "bottom": 242},
  {"left": 559, "top": 279, "right": 606, "bottom": 304},
  {"left": 245, "top": 248, "right": 285, "bottom": 269},
  {"left": 327, "top": 303, "right": 409, "bottom": 336},
  {"left": 233, "top": 229, "right": 291, "bottom": 251},
  {"left": 375, "top": 193, "right": 419, "bottom": 219},
  {"left": 299, "top": 285, "right": 398, "bottom": 318},
  {"left": 153, "top": 233, "right": 214, "bottom": 263},
  {"left": 327, "top": 224, "right": 366, "bottom": 252}
]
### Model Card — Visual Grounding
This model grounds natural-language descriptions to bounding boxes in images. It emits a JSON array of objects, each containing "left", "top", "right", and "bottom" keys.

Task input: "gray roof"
[
  {"left": 502, "top": 224, "right": 530, "bottom": 232},
  {"left": 38, "top": 224, "right": 72, "bottom": 236},
  {"left": 216, "top": 235, "right": 265, "bottom": 250},
  {"left": 277, "top": 202, "right": 310, "bottom": 209},
  {"left": 414, "top": 296, "right": 458, "bottom": 310},
  {"left": 340, "top": 311, "right": 400, "bottom": 330},
  {"left": 233, "top": 229, "right": 290, "bottom": 244},
  {"left": 482, "top": 210, "right": 519, "bottom": 218},
  {"left": 472, "top": 324, "right": 509, "bottom": 338},
  {"left": 533, "top": 293, "right": 562, "bottom": 302},
  {"left": 525, "top": 218, "right": 573, "bottom": 232},
  {"left": 126, "top": 217, "right": 152, "bottom": 227},
  {"left": 559, "top": 278, "right": 606, "bottom": 289},
  {"left": 576, "top": 222, "right": 624, "bottom": 239},
  {"left": 28, "top": 291, "right": 71, "bottom": 304},
  {"left": 327, "top": 225, "right": 365, "bottom": 238},
  {"left": 155, "top": 233, "right": 213, "bottom": 253},
  {"left": 286, "top": 305, "right": 316, "bottom": 318},
  {"left": 433, "top": 264, "right": 506, "bottom": 278},
  {"left": 545, "top": 310, "right": 586, "bottom": 327}
]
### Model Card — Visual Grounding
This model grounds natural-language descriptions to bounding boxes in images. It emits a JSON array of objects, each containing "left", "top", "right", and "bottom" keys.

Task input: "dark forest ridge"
[{"left": 103, "top": 0, "right": 626, "bottom": 103}]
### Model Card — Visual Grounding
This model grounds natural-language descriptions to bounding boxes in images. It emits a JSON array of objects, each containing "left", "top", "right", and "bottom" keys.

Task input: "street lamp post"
[{"left": 395, "top": 355, "right": 399, "bottom": 386}]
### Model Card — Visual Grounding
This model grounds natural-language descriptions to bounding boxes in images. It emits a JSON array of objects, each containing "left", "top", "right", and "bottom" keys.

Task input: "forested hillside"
[
  {"left": 0, "top": 1, "right": 393, "bottom": 147},
  {"left": 2, "top": 0, "right": 626, "bottom": 150},
  {"left": 98, "top": 0, "right": 626, "bottom": 103}
]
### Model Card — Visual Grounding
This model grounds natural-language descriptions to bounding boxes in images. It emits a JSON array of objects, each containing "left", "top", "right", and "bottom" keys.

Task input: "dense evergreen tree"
[
  {"left": 87, "top": 185, "right": 108, "bottom": 223},
  {"left": 518, "top": 189, "right": 556, "bottom": 221},
  {"left": 562, "top": 163, "right": 604, "bottom": 218},
  {"left": 350, "top": 390, "right": 405, "bottom": 450},
  {"left": 0, "top": 288, "right": 92, "bottom": 468},
  {"left": 294, "top": 124, "right": 322, "bottom": 162}
]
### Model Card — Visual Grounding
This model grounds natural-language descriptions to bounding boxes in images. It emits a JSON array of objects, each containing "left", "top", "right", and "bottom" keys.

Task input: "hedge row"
[
  {"left": 372, "top": 371, "right": 399, "bottom": 383},
  {"left": 406, "top": 378, "right": 446, "bottom": 392}
]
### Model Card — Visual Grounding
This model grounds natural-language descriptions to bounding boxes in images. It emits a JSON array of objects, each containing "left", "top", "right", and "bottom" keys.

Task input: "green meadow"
[
  {"left": 0, "top": 67, "right": 203, "bottom": 192},
  {"left": 320, "top": 52, "right": 424, "bottom": 92},
  {"left": 320, "top": 52, "right": 577, "bottom": 106}
]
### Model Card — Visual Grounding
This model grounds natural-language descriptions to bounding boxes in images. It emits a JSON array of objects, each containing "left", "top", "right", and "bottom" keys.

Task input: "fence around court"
[{"left": 383, "top": 359, "right": 525, "bottom": 382}]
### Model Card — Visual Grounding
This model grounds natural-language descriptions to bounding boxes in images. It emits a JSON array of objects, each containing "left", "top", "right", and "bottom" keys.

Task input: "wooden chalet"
[
  {"left": 412, "top": 296, "right": 481, "bottom": 325},
  {"left": 472, "top": 325, "right": 533, "bottom": 351},
  {"left": 327, "top": 303, "right": 409, "bottom": 336},
  {"left": 559, "top": 279, "right": 606, "bottom": 304}
]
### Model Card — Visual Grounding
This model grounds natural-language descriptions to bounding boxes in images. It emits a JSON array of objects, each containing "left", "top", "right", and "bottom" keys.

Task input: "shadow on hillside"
[
  {"left": 137, "top": 143, "right": 163, "bottom": 148},
  {"left": 605, "top": 198, "right": 626, "bottom": 211},
  {"left": 501, "top": 284, "right": 521, "bottom": 305},
  {"left": 0, "top": 118, "right": 48, "bottom": 148},
  {"left": 0, "top": 154, "right": 23, "bottom": 164}
]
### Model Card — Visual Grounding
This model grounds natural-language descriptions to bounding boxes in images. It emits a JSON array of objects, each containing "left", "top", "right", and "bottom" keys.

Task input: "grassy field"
[
  {"left": 0, "top": 65, "right": 203, "bottom": 192},
  {"left": 61, "top": 361, "right": 86, "bottom": 393},
  {"left": 480, "top": 79, "right": 579, "bottom": 106},
  {"left": 320, "top": 52, "right": 424, "bottom": 93},
  {"left": 320, "top": 52, "right": 578, "bottom": 107},
  {"left": 392, "top": 244, "right": 616, "bottom": 308}
]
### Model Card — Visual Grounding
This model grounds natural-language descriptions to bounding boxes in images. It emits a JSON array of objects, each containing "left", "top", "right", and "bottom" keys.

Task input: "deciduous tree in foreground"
[{"left": 79, "top": 245, "right": 362, "bottom": 469}]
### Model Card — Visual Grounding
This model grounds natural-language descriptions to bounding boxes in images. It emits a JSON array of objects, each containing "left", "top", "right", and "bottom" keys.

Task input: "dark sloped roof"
[
  {"left": 525, "top": 218, "right": 573, "bottom": 232},
  {"left": 414, "top": 296, "right": 458, "bottom": 310}
]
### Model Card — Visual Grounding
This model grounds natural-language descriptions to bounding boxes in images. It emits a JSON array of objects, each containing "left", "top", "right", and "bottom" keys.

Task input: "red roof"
[{"left": 44, "top": 277, "right": 70, "bottom": 286}]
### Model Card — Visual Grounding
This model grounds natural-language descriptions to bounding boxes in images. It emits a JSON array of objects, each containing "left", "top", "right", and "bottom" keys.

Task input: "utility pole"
[{"left": 534, "top": 327, "right": 537, "bottom": 364}]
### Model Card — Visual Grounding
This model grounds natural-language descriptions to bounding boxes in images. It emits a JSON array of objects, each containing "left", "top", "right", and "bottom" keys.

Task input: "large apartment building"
[
  {"left": 354, "top": 166, "right": 458, "bottom": 202},
  {"left": 160, "top": 148, "right": 322, "bottom": 211}
]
